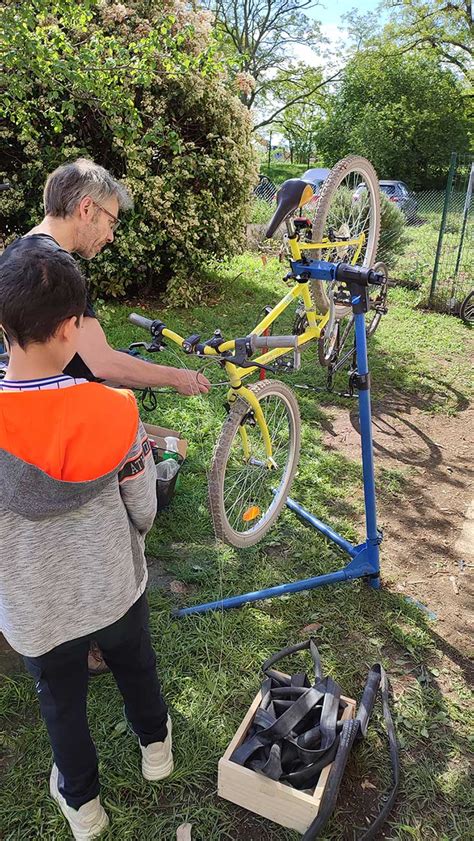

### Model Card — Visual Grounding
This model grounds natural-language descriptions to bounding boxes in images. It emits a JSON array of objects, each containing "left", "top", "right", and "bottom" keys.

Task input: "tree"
[
  {"left": 206, "top": 0, "right": 342, "bottom": 128},
  {"left": 349, "top": 0, "right": 473, "bottom": 81},
  {"left": 269, "top": 66, "right": 326, "bottom": 163},
  {"left": 315, "top": 51, "right": 471, "bottom": 188},
  {"left": 0, "top": 0, "right": 258, "bottom": 305}
]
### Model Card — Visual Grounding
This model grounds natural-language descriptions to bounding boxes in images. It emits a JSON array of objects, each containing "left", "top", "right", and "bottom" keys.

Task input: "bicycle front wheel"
[
  {"left": 310, "top": 156, "right": 381, "bottom": 315},
  {"left": 209, "top": 380, "right": 301, "bottom": 548}
]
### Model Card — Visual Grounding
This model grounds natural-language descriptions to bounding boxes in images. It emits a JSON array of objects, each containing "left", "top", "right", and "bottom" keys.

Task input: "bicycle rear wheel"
[
  {"left": 310, "top": 156, "right": 381, "bottom": 317},
  {"left": 209, "top": 380, "right": 300, "bottom": 548},
  {"left": 366, "top": 260, "right": 389, "bottom": 337},
  {"left": 460, "top": 290, "right": 474, "bottom": 325}
]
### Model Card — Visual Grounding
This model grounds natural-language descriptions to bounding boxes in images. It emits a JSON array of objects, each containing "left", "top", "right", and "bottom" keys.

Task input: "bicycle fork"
[{"left": 226, "top": 377, "right": 276, "bottom": 469}]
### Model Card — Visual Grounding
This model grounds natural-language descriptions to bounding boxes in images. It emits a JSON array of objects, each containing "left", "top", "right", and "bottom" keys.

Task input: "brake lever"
[{"left": 129, "top": 339, "right": 166, "bottom": 353}]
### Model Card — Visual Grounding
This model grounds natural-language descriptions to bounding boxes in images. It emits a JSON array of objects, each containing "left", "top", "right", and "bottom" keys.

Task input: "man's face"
[{"left": 75, "top": 196, "right": 120, "bottom": 260}]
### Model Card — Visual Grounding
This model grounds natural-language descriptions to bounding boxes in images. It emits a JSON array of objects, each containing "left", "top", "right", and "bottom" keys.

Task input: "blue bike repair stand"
[{"left": 176, "top": 261, "right": 382, "bottom": 617}]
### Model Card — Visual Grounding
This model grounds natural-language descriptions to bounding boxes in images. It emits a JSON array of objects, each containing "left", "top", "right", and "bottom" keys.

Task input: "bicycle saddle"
[{"left": 265, "top": 179, "right": 315, "bottom": 238}]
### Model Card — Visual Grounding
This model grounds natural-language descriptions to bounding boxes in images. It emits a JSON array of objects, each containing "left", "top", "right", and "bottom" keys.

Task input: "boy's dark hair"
[{"left": 0, "top": 240, "right": 86, "bottom": 349}]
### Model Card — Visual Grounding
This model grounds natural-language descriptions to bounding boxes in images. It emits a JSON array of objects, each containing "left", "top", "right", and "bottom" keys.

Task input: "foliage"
[
  {"left": 378, "top": 192, "right": 410, "bottom": 267},
  {"left": 0, "top": 0, "right": 258, "bottom": 305},
  {"left": 315, "top": 51, "right": 471, "bottom": 189},
  {"left": 381, "top": 0, "right": 473, "bottom": 81},
  {"left": 270, "top": 65, "right": 326, "bottom": 162},
  {"left": 320, "top": 186, "right": 409, "bottom": 268},
  {"left": 205, "top": 0, "right": 342, "bottom": 129}
]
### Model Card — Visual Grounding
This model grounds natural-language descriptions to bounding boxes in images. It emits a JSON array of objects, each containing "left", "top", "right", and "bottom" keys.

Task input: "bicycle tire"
[
  {"left": 311, "top": 156, "right": 381, "bottom": 316},
  {"left": 460, "top": 290, "right": 474, "bottom": 325},
  {"left": 209, "top": 380, "right": 301, "bottom": 548}
]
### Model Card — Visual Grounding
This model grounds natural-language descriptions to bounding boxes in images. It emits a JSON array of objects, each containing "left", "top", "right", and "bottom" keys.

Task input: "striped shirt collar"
[{"left": 0, "top": 374, "right": 88, "bottom": 391}]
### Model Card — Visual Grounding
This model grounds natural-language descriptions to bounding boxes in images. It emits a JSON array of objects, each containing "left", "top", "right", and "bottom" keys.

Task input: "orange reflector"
[{"left": 243, "top": 506, "right": 261, "bottom": 522}]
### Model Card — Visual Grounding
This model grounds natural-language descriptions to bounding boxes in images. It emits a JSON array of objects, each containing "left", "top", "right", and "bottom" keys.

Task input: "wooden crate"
[{"left": 218, "top": 686, "right": 356, "bottom": 835}]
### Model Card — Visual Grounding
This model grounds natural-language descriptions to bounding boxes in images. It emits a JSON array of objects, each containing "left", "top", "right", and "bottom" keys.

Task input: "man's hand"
[
  {"left": 77, "top": 318, "right": 212, "bottom": 392},
  {"left": 173, "top": 369, "right": 211, "bottom": 396}
]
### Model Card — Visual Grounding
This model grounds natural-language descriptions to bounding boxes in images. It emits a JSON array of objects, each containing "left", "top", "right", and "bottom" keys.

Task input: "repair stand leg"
[{"left": 353, "top": 310, "right": 381, "bottom": 587}]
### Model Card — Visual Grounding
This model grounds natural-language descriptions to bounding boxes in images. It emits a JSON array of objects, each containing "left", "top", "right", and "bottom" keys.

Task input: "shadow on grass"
[{"left": 1, "top": 582, "right": 472, "bottom": 840}]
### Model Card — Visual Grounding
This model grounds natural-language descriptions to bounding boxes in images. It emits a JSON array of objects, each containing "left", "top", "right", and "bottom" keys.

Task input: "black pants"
[{"left": 24, "top": 594, "right": 168, "bottom": 810}]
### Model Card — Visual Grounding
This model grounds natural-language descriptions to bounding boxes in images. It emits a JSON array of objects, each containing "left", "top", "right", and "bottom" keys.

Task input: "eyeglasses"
[{"left": 92, "top": 200, "right": 120, "bottom": 231}]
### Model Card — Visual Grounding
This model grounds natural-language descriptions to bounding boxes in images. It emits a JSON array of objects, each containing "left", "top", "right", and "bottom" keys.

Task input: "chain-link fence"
[
  {"left": 388, "top": 190, "right": 446, "bottom": 292},
  {"left": 429, "top": 153, "right": 473, "bottom": 312}
]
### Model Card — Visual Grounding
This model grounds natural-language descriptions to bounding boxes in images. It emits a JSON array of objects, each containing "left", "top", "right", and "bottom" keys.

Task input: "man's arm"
[{"left": 78, "top": 317, "right": 210, "bottom": 395}]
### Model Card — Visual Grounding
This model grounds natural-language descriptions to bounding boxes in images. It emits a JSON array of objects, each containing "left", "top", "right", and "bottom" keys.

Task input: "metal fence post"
[
  {"left": 453, "top": 161, "right": 474, "bottom": 281},
  {"left": 430, "top": 152, "right": 457, "bottom": 304}
]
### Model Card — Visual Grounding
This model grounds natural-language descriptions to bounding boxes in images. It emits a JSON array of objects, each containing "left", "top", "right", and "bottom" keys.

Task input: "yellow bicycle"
[{"left": 131, "top": 156, "right": 382, "bottom": 547}]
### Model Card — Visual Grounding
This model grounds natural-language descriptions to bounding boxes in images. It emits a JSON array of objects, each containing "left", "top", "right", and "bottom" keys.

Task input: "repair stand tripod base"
[{"left": 175, "top": 295, "right": 382, "bottom": 618}]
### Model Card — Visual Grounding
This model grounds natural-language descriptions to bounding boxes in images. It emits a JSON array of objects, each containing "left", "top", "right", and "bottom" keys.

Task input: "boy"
[{"left": 0, "top": 240, "right": 173, "bottom": 840}]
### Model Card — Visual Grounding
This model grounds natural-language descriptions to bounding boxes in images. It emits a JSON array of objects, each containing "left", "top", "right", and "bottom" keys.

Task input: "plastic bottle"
[
  {"left": 156, "top": 459, "right": 180, "bottom": 480},
  {"left": 163, "top": 435, "right": 180, "bottom": 461}
]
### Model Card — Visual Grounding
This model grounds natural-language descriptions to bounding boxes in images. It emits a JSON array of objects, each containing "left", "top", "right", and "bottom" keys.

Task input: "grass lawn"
[
  {"left": 262, "top": 162, "right": 309, "bottom": 185},
  {"left": 1, "top": 255, "right": 473, "bottom": 840}
]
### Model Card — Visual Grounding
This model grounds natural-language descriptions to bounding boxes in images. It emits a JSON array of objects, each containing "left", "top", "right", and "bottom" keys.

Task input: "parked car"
[
  {"left": 299, "top": 167, "right": 331, "bottom": 198},
  {"left": 379, "top": 180, "right": 418, "bottom": 221},
  {"left": 354, "top": 179, "right": 418, "bottom": 222}
]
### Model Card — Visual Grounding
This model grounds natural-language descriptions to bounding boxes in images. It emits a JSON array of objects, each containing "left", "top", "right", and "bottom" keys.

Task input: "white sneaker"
[
  {"left": 140, "top": 715, "right": 174, "bottom": 781},
  {"left": 50, "top": 765, "right": 109, "bottom": 840}
]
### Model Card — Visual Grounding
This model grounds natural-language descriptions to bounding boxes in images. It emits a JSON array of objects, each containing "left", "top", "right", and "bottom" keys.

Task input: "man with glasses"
[
  {"left": 0, "top": 158, "right": 210, "bottom": 675},
  {"left": 1, "top": 158, "right": 210, "bottom": 394}
]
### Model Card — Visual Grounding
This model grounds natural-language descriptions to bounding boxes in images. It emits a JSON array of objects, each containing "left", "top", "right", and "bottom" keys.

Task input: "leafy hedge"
[{"left": 0, "top": 0, "right": 258, "bottom": 305}]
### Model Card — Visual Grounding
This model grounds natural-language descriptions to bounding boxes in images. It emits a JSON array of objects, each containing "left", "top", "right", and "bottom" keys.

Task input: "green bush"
[
  {"left": 377, "top": 193, "right": 409, "bottom": 268},
  {"left": 0, "top": 0, "right": 258, "bottom": 305},
  {"left": 320, "top": 187, "right": 408, "bottom": 268}
]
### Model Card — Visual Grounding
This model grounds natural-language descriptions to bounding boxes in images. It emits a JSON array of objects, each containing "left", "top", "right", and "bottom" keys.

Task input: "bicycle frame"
[
  {"left": 134, "top": 228, "right": 366, "bottom": 466},
  {"left": 149, "top": 286, "right": 316, "bottom": 467}
]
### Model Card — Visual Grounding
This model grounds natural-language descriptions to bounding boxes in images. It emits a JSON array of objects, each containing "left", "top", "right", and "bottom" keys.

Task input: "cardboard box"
[
  {"left": 143, "top": 423, "right": 188, "bottom": 461},
  {"left": 218, "top": 685, "right": 356, "bottom": 835}
]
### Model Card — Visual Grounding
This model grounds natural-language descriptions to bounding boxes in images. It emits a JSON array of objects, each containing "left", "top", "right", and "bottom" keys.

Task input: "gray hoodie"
[{"left": 0, "top": 381, "right": 157, "bottom": 657}]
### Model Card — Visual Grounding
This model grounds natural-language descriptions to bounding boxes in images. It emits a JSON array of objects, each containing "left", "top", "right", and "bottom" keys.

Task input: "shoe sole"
[{"left": 50, "top": 771, "right": 109, "bottom": 840}]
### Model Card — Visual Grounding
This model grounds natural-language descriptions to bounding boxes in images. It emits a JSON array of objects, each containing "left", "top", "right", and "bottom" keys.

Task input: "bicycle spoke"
[{"left": 222, "top": 394, "right": 292, "bottom": 534}]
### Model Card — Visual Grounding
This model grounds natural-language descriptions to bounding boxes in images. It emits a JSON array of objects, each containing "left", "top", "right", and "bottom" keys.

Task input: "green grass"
[
  {"left": 1, "top": 255, "right": 473, "bottom": 840},
  {"left": 262, "top": 162, "right": 308, "bottom": 185}
]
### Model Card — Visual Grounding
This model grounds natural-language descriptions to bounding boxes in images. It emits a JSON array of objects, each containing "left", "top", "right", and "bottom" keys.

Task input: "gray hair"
[{"left": 43, "top": 158, "right": 133, "bottom": 217}]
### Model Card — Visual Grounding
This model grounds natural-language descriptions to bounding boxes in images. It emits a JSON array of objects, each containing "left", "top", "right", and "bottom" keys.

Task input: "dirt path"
[{"left": 323, "top": 389, "right": 473, "bottom": 654}]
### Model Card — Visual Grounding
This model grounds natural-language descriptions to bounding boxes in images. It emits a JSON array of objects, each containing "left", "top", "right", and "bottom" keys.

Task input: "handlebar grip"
[
  {"left": 129, "top": 312, "right": 154, "bottom": 332},
  {"left": 250, "top": 334, "right": 299, "bottom": 350}
]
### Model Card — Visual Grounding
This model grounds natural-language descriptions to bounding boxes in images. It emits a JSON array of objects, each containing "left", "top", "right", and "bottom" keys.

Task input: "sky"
[
  {"left": 314, "top": 0, "right": 380, "bottom": 27},
  {"left": 261, "top": 0, "right": 384, "bottom": 138},
  {"left": 300, "top": 0, "right": 384, "bottom": 65}
]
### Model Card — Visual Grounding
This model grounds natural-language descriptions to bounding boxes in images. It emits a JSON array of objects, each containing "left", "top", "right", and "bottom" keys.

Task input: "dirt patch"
[
  {"left": 323, "top": 389, "right": 474, "bottom": 653},
  {"left": 0, "top": 632, "right": 23, "bottom": 675}
]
